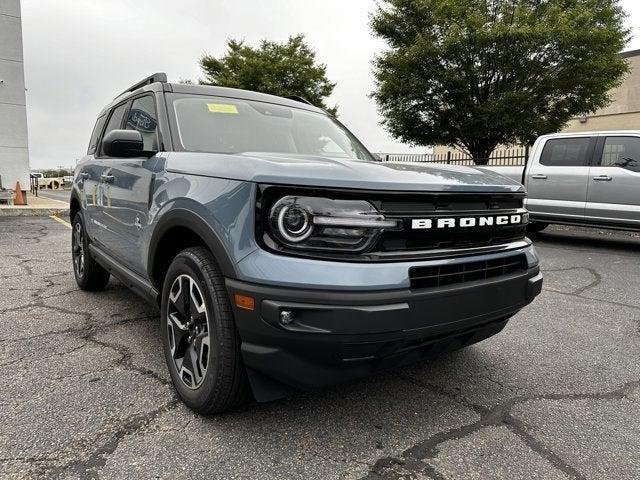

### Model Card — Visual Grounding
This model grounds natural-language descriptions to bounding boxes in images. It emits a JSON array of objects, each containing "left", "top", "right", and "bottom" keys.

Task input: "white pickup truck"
[{"left": 484, "top": 131, "right": 640, "bottom": 233}]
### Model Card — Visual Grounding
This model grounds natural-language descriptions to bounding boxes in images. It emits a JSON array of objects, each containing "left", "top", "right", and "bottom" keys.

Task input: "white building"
[{"left": 0, "top": 0, "right": 30, "bottom": 198}]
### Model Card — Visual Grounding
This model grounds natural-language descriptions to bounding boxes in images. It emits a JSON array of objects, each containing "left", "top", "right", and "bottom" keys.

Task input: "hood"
[{"left": 165, "top": 152, "right": 524, "bottom": 193}]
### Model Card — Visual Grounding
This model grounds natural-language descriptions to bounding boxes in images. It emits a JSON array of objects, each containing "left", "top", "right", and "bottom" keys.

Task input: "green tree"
[
  {"left": 42, "top": 168, "right": 72, "bottom": 178},
  {"left": 371, "top": 0, "right": 630, "bottom": 163},
  {"left": 199, "top": 35, "right": 337, "bottom": 116}
]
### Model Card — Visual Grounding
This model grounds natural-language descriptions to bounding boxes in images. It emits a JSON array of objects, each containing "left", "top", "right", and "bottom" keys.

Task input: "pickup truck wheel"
[
  {"left": 527, "top": 222, "right": 549, "bottom": 234},
  {"left": 72, "top": 213, "right": 110, "bottom": 291},
  {"left": 161, "top": 247, "right": 250, "bottom": 414}
]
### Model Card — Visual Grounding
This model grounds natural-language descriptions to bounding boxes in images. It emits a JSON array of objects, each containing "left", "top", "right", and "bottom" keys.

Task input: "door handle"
[
  {"left": 593, "top": 175, "right": 612, "bottom": 182},
  {"left": 100, "top": 174, "right": 115, "bottom": 184},
  {"left": 531, "top": 174, "right": 547, "bottom": 180}
]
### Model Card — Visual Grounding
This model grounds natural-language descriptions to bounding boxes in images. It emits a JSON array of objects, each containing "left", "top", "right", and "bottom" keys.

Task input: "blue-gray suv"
[{"left": 71, "top": 73, "right": 543, "bottom": 414}]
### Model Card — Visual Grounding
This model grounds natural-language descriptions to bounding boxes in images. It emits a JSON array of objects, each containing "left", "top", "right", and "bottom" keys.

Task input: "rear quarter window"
[
  {"left": 540, "top": 138, "right": 592, "bottom": 167},
  {"left": 601, "top": 136, "right": 640, "bottom": 172}
]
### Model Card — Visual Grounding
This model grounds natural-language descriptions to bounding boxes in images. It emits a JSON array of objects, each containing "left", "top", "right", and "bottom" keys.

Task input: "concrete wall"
[
  {"left": 563, "top": 111, "right": 640, "bottom": 133},
  {"left": 0, "top": 0, "right": 30, "bottom": 194},
  {"left": 563, "top": 51, "right": 640, "bottom": 132}
]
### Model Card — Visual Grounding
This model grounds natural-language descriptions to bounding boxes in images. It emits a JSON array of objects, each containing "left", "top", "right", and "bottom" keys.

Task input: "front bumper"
[{"left": 227, "top": 265, "right": 543, "bottom": 401}]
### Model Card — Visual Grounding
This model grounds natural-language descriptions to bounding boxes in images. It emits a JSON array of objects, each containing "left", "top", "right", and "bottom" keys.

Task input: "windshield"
[{"left": 171, "top": 95, "right": 374, "bottom": 161}]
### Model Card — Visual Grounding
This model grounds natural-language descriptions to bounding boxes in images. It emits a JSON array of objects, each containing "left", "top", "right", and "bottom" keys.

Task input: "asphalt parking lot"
[{"left": 1, "top": 216, "right": 639, "bottom": 480}]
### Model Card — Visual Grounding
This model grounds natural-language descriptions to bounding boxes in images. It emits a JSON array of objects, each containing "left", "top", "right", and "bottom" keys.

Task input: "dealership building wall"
[
  {"left": 562, "top": 49, "right": 640, "bottom": 133},
  {"left": 0, "top": 0, "right": 30, "bottom": 196}
]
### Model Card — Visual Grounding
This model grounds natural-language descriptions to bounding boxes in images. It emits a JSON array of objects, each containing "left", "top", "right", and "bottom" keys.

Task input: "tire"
[
  {"left": 72, "top": 212, "right": 110, "bottom": 291},
  {"left": 527, "top": 222, "right": 549, "bottom": 234},
  {"left": 160, "top": 247, "right": 250, "bottom": 414}
]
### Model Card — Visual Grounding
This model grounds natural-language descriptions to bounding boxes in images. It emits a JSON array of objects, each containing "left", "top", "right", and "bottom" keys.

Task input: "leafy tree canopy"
[
  {"left": 371, "top": 0, "right": 630, "bottom": 162},
  {"left": 199, "top": 35, "right": 337, "bottom": 116},
  {"left": 41, "top": 169, "right": 72, "bottom": 178}
]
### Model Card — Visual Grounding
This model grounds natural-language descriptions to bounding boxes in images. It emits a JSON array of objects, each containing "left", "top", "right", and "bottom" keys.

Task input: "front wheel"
[
  {"left": 160, "top": 247, "right": 250, "bottom": 414},
  {"left": 72, "top": 213, "right": 110, "bottom": 291}
]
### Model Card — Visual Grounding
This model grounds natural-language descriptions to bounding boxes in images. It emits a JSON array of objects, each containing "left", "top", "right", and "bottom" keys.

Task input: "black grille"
[
  {"left": 409, "top": 254, "right": 527, "bottom": 290},
  {"left": 373, "top": 193, "right": 526, "bottom": 254}
]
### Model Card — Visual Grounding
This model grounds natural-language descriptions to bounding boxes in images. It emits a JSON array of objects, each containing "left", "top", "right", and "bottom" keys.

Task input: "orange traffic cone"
[{"left": 14, "top": 182, "right": 26, "bottom": 206}]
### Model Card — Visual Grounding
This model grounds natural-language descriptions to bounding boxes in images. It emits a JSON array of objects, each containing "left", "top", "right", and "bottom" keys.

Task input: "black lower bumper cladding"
[{"left": 227, "top": 267, "right": 542, "bottom": 401}]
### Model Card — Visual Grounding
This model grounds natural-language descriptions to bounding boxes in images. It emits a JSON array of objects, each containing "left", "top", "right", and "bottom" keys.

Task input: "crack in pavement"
[
  {"left": 46, "top": 399, "right": 180, "bottom": 480},
  {"left": 362, "top": 375, "right": 640, "bottom": 480},
  {"left": 0, "top": 225, "right": 174, "bottom": 478},
  {"left": 0, "top": 341, "right": 89, "bottom": 368},
  {"left": 541, "top": 266, "right": 603, "bottom": 296}
]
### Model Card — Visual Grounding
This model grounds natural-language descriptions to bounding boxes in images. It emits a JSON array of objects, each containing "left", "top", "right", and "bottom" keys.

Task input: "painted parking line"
[{"left": 50, "top": 215, "right": 72, "bottom": 229}]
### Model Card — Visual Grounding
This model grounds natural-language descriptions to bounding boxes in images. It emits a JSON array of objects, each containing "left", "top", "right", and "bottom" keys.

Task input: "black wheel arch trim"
[{"left": 147, "top": 205, "right": 238, "bottom": 286}]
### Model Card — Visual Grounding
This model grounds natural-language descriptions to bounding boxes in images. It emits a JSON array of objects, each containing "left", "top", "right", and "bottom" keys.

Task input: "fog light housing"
[{"left": 280, "top": 310, "right": 294, "bottom": 325}]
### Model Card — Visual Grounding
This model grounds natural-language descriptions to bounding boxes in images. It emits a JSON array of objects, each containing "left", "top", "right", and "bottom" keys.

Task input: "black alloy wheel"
[
  {"left": 72, "top": 220, "right": 85, "bottom": 279},
  {"left": 166, "top": 274, "right": 211, "bottom": 389},
  {"left": 71, "top": 213, "right": 110, "bottom": 291}
]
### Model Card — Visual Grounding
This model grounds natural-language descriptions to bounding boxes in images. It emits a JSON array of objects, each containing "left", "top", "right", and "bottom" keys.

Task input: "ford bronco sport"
[{"left": 71, "top": 73, "right": 543, "bottom": 414}]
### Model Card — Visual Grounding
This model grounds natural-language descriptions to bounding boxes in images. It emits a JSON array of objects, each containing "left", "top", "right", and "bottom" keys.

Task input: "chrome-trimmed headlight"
[{"left": 267, "top": 195, "right": 399, "bottom": 252}]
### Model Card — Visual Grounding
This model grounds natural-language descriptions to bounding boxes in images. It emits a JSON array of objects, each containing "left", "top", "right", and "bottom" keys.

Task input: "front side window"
[
  {"left": 171, "top": 95, "right": 373, "bottom": 161},
  {"left": 540, "top": 138, "right": 592, "bottom": 167},
  {"left": 100, "top": 103, "right": 128, "bottom": 156},
  {"left": 126, "top": 95, "right": 159, "bottom": 150},
  {"left": 600, "top": 137, "right": 640, "bottom": 172}
]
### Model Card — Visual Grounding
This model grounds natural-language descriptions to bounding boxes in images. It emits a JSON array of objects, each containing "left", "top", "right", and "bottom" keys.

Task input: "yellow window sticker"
[{"left": 207, "top": 103, "right": 239, "bottom": 114}]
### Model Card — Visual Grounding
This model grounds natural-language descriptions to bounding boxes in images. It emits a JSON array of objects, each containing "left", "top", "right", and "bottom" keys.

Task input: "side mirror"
[{"left": 102, "top": 129, "right": 153, "bottom": 158}]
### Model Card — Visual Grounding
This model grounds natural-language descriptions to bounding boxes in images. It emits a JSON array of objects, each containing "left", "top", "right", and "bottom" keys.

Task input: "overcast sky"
[{"left": 21, "top": 0, "right": 640, "bottom": 169}]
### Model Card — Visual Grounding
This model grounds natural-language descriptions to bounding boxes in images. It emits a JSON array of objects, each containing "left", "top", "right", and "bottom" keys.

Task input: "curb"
[{"left": 0, "top": 207, "right": 70, "bottom": 217}]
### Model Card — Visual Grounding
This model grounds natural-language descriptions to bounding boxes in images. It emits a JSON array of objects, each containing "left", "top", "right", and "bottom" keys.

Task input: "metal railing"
[{"left": 381, "top": 147, "right": 529, "bottom": 166}]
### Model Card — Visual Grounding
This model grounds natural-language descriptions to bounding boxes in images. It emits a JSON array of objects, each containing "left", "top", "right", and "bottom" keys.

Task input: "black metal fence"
[{"left": 381, "top": 146, "right": 529, "bottom": 166}]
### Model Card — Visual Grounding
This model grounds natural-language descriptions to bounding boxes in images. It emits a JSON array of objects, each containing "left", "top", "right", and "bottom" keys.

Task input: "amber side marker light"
[{"left": 234, "top": 293, "right": 256, "bottom": 311}]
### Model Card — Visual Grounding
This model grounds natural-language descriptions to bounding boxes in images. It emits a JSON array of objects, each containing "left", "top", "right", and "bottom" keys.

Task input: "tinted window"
[
  {"left": 600, "top": 137, "right": 640, "bottom": 172},
  {"left": 540, "top": 138, "right": 592, "bottom": 167},
  {"left": 87, "top": 115, "right": 106, "bottom": 154},
  {"left": 126, "top": 95, "right": 159, "bottom": 150},
  {"left": 100, "top": 103, "right": 128, "bottom": 156}
]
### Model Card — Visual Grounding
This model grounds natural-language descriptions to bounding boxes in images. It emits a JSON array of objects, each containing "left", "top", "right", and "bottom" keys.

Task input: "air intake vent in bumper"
[{"left": 409, "top": 254, "right": 527, "bottom": 289}]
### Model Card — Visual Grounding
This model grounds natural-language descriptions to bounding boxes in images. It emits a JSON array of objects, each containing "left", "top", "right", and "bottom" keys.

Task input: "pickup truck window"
[
  {"left": 171, "top": 96, "right": 373, "bottom": 161},
  {"left": 540, "top": 138, "right": 592, "bottom": 167},
  {"left": 601, "top": 137, "right": 640, "bottom": 172}
]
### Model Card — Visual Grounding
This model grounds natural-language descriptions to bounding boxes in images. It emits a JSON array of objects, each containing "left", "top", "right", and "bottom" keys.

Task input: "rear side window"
[
  {"left": 126, "top": 95, "right": 159, "bottom": 150},
  {"left": 600, "top": 137, "right": 640, "bottom": 172},
  {"left": 87, "top": 115, "right": 106, "bottom": 154},
  {"left": 540, "top": 138, "right": 592, "bottom": 167},
  {"left": 99, "top": 103, "right": 128, "bottom": 156}
]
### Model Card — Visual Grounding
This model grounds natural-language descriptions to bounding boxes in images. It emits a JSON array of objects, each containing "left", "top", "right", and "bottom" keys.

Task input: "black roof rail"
[
  {"left": 285, "top": 95, "right": 314, "bottom": 106},
  {"left": 115, "top": 72, "right": 168, "bottom": 99}
]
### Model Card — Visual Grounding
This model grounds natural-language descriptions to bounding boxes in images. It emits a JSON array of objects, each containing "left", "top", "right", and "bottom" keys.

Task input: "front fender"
[{"left": 145, "top": 176, "right": 257, "bottom": 282}]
